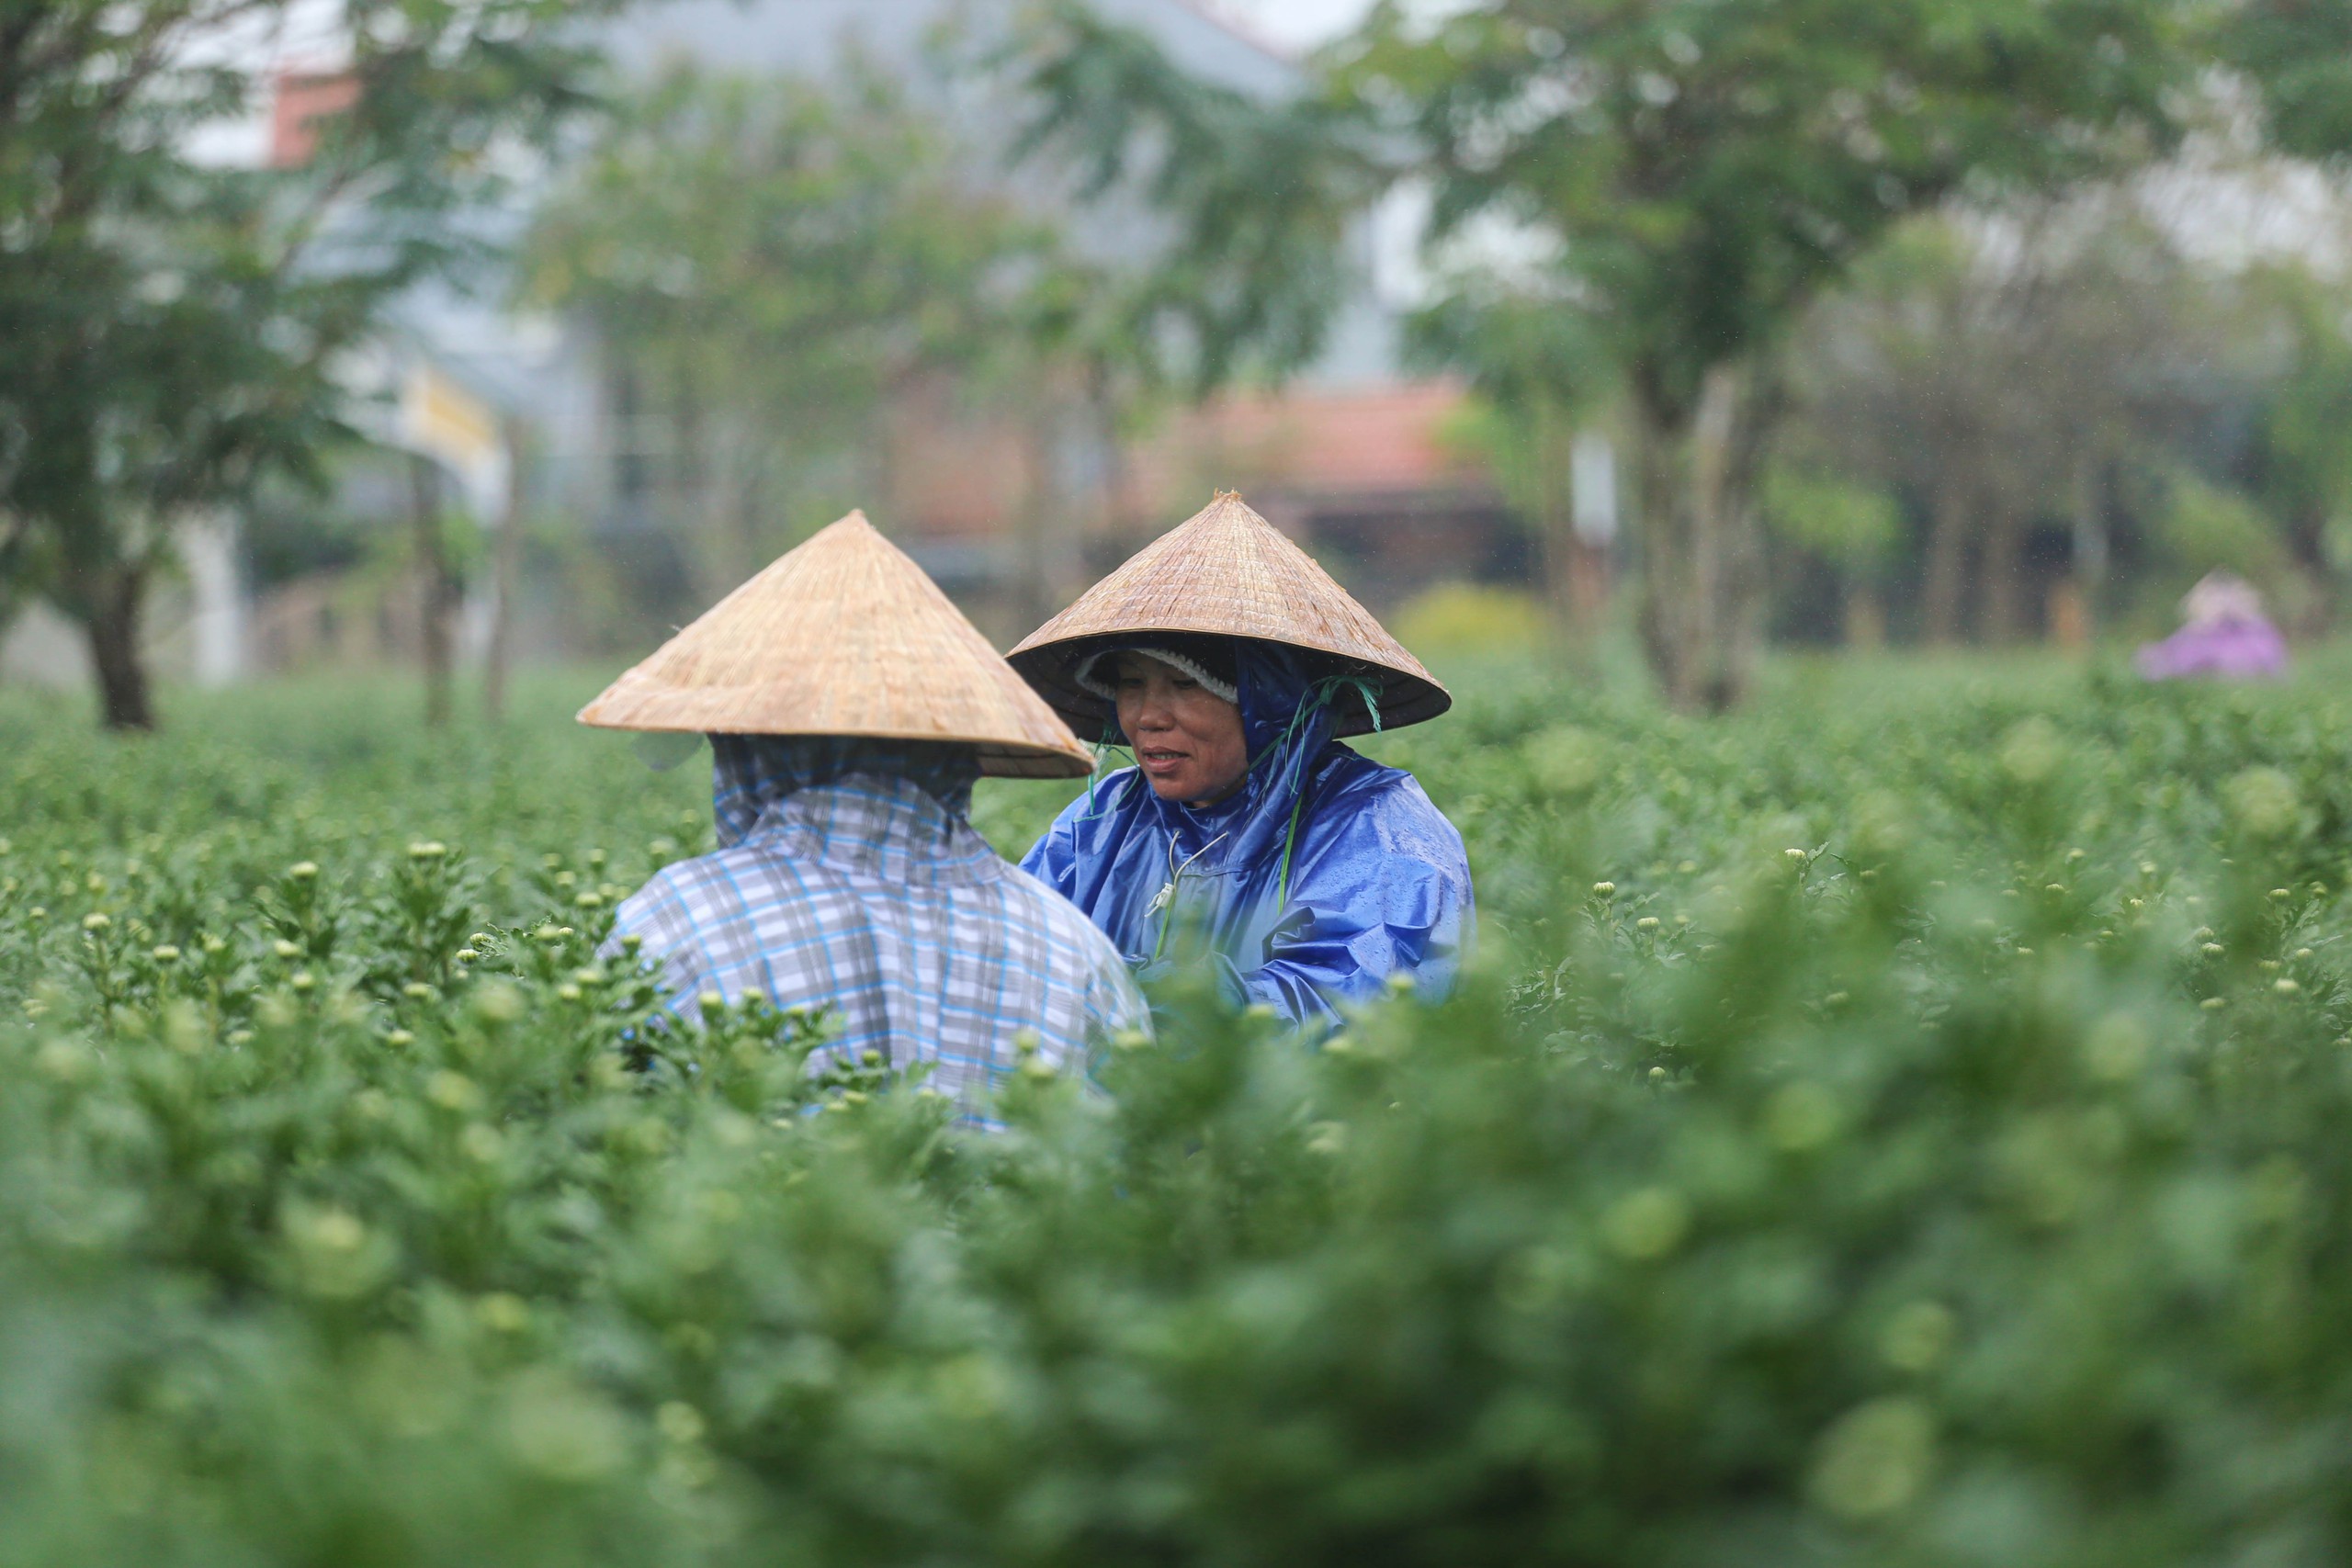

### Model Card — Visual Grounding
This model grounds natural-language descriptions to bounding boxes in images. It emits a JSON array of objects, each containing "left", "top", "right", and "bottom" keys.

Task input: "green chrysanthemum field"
[{"left": 2, "top": 654, "right": 2349, "bottom": 1567}]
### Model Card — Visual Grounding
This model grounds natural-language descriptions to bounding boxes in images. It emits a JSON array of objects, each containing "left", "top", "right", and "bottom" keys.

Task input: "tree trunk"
[
  {"left": 1527, "top": 403, "right": 1613, "bottom": 647},
  {"left": 1843, "top": 580, "right": 1885, "bottom": 649},
  {"left": 2287, "top": 507, "right": 2335, "bottom": 640},
  {"left": 673, "top": 371, "right": 742, "bottom": 611},
  {"left": 1633, "top": 364, "right": 1772, "bottom": 712},
  {"left": 1921, "top": 477, "right": 1971, "bottom": 647},
  {"left": 1532, "top": 402, "right": 1569, "bottom": 635},
  {"left": 47, "top": 477, "right": 156, "bottom": 729},
  {"left": 1531, "top": 400, "right": 1577, "bottom": 640},
  {"left": 485, "top": 418, "right": 526, "bottom": 722},
  {"left": 411, "top": 455, "right": 454, "bottom": 729},
  {"left": 85, "top": 561, "right": 154, "bottom": 731},
  {"left": 1017, "top": 399, "right": 1064, "bottom": 638},
  {"left": 2067, "top": 449, "right": 2106, "bottom": 641},
  {"left": 1566, "top": 535, "right": 1610, "bottom": 634},
  {"left": 720, "top": 415, "right": 766, "bottom": 600},
  {"left": 1979, "top": 509, "right": 2023, "bottom": 645}
]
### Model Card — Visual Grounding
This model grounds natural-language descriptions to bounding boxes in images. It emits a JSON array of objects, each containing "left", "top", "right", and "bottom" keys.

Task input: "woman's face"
[{"left": 1112, "top": 650, "right": 1249, "bottom": 806}]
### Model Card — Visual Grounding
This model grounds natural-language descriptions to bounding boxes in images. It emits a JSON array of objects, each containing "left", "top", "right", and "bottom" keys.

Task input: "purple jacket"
[{"left": 2136, "top": 615, "right": 2288, "bottom": 682}]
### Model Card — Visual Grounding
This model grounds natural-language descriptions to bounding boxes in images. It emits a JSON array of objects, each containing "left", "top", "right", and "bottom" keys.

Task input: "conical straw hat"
[
  {"left": 1009, "top": 491, "right": 1450, "bottom": 738},
  {"left": 579, "top": 511, "right": 1092, "bottom": 779}
]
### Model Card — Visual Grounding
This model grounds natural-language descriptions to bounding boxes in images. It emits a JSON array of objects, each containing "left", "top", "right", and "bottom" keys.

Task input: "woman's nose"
[{"left": 1127, "top": 690, "right": 1174, "bottom": 731}]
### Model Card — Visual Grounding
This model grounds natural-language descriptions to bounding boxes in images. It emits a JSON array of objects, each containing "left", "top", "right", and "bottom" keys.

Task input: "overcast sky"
[{"left": 1209, "top": 0, "right": 1375, "bottom": 52}]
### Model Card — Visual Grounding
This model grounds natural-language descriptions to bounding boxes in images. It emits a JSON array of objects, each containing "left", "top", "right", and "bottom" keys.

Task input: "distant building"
[
  {"left": 1121, "top": 381, "right": 1530, "bottom": 606},
  {"left": 192, "top": 0, "right": 1530, "bottom": 686}
]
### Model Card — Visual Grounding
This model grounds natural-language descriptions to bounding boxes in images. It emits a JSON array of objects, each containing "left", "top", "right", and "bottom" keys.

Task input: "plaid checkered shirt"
[{"left": 605, "top": 771, "right": 1147, "bottom": 1122}]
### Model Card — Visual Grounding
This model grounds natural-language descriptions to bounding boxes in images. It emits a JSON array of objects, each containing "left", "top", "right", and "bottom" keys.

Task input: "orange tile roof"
[
  {"left": 269, "top": 72, "right": 361, "bottom": 169},
  {"left": 1121, "top": 380, "right": 1486, "bottom": 518},
  {"left": 881, "top": 378, "right": 1489, "bottom": 543}
]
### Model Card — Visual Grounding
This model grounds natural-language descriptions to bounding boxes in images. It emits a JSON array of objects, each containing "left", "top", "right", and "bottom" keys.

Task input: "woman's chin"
[{"left": 1139, "top": 765, "right": 1244, "bottom": 806}]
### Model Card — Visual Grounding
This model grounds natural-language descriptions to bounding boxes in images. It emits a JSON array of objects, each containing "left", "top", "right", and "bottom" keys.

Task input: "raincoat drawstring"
[{"left": 1149, "top": 831, "right": 1229, "bottom": 962}]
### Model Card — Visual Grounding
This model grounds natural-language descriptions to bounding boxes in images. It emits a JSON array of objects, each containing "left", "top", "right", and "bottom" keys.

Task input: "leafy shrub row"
[{"left": 0, "top": 661, "right": 2347, "bottom": 1566}]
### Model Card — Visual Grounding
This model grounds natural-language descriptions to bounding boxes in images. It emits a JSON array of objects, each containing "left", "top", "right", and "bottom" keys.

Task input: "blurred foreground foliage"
[{"left": 2, "top": 659, "right": 2351, "bottom": 1564}]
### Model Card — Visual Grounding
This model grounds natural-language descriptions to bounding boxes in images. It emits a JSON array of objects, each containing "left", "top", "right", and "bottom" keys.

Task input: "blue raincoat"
[{"left": 1020, "top": 641, "right": 1473, "bottom": 1027}]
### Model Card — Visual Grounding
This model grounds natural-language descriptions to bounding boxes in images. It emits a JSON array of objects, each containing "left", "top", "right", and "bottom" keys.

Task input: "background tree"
[
  {"left": 526, "top": 64, "right": 1087, "bottom": 615},
  {"left": 1783, "top": 200, "right": 2224, "bottom": 645},
  {"left": 2221, "top": 0, "right": 2352, "bottom": 163},
  {"left": 1418, "top": 295, "right": 1617, "bottom": 644},
  {"left": 1758, "top": 461, "right": 1901, "bottom": 647},
  {"left": 0, "top": 0, "right": 611, "bottom": 730},
  {"left": 1010, "top": 0, "right": 2200, "bottom": 708},
  {"left": 1360, "top": 3, "right": 2211, "bottom": 698},
  {"left": 1790, "top": 220, "right": 2018, "bottom": 646},
  {"left": 2235, "top": 264, "right": 2352, "bottom": 633},
  {"left": 1007, "top": 14, "right": 1380, "bottom": 403}
]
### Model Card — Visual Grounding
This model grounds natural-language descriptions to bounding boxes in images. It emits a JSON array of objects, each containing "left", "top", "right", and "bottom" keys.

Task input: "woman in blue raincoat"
[{"left": 1009, "top": 491, "right": 1473, "bottom": 1026}]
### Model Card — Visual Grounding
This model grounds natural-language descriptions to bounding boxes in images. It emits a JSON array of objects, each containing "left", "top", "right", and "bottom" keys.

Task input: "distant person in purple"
[{"left": 2136, "top": 571, "right": 2288, "bottom": 682}]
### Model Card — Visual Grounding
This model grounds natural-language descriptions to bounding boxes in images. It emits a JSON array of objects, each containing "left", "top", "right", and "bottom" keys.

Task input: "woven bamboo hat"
[
  {"left": 578, "top": 511, "right": 1092, "bottom": 778},
  {"left": 1009, "top": 491, "right": 1450, "bottom": 738}
]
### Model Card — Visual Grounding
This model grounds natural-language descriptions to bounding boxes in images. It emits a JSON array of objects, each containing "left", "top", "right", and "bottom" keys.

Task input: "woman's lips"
[{"left": 1138, "top": 749, "right": 1186, "bottom": 774}]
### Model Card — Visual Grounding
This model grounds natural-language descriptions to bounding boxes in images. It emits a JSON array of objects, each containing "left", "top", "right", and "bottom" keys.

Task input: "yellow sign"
[{"left": 400, "top": 363, "right": 509, "bottom": 519}]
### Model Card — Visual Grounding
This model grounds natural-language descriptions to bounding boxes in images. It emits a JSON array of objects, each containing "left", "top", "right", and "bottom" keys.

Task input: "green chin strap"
[
  {"left": 1076, "top": 722, "right": 1134, "bottom": 824},
  {"left": 1272, "top": 673, "right": 1385, "bottom": 910}
]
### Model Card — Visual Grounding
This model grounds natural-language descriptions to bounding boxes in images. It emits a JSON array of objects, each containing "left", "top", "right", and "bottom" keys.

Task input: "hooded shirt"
[
  {"left": 1020, "top": 641, "right": 1474, "bottom": 1027},
  {"left": 605, "top": 736, "right": 1148, "bottom": 1125}
]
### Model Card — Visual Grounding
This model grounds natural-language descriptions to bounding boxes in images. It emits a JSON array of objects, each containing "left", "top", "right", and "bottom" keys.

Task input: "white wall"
[{"left": 0, "top": 603, "right": 90, "bottom": 690}]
